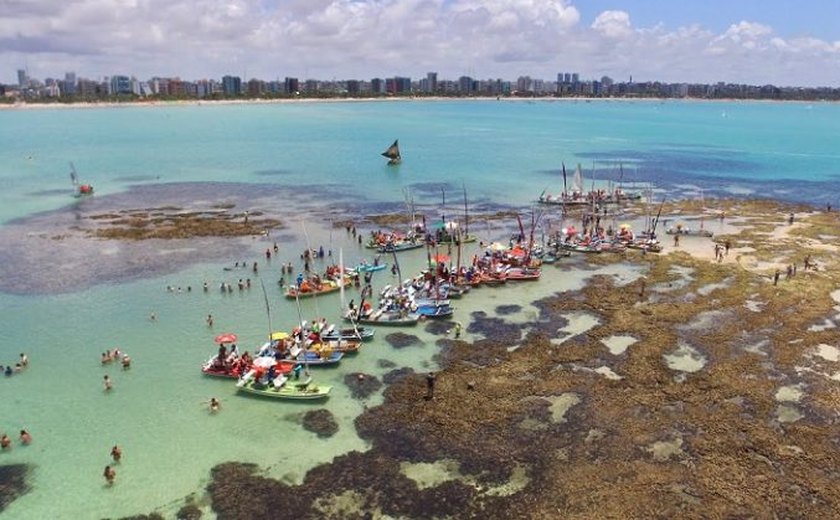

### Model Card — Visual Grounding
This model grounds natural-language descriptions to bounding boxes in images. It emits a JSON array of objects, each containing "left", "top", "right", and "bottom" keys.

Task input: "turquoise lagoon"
[{"left": 0, "top": 99, "right": 838, "bottom": 519}]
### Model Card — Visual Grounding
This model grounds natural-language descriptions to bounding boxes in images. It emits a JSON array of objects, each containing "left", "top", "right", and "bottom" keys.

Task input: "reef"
[
  {"left": 343, "top": 373, "right": 383, "bottom": 400},
  {"left": 384, "top": 332, "right": 422, "bottom": 349},
  {"left": 86, "top": 207, "right": 282, "bottom": 240},
  {"left": 205, "top": 200, "right": 840, "bottom": 518},
  {"left": 0, "top": 464, "right": 30, "bottom": 513},
  {"left": 302, "top": 409, "right": 339, "bottom": 438}
]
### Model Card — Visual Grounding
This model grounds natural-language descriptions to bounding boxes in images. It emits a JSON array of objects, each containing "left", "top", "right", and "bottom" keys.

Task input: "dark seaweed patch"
[
  {"left": 343, "top": 373, "right": 383, "bottom": 399},
  {"left": 384, "top": 332, "right": 423, "bottom": 349},
  {"left": 302, "top": 409, "right": 339, "bottom": 438}
]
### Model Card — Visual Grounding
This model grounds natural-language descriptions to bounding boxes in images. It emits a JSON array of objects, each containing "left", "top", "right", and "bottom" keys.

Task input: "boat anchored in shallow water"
[{"left": 236, "top": 375, "right": 332, "bottom": 400}]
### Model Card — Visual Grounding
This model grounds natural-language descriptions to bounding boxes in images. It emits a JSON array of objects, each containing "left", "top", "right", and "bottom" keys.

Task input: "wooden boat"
[
  {"left": 354, "top": 262, "right": 387, "bottom": 273},
  {"left": 382, "top": 139, "right": 402, "bottom": 166},
  {"left": 666, "top": 226, "right": 713, "bottom": 237},
  {"left": 285, "top": 280, "right": 340, "bottom": 299},
  {"left": 415, "top": 304, "right": 454, "bottom": 319},
  {"left": 505, "top": 267, "right": 542, "bottom": 281},
  {"left": 319, "top": 325, "right": 376, "bottom": 342},
  {"left": 378, "top": 240, "right": 424, "bottom": 253},
  {"left": 237, "top": 375, "right": 331, "bottom": 400},
  {"left": 345, "top": 309, "right": 420, "bottom": 326},
  {"left": 310, "top": 339, "right": 361, "bottom": 355},
  {"left": 201, "top": 356, "right": 294, "bottom": 379}
]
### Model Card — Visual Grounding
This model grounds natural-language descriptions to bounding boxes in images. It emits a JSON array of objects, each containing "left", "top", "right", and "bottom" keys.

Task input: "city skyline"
[{"left": 1, "top": 1, "right": 839, "bottom": 87}]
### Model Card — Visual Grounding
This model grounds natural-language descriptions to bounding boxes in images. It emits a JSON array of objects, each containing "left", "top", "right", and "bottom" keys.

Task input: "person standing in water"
[
  {"left": 111, "top": 445, "right": 122, "bottom": 462},
  {"left": 104, "top": 465, "right": 116, "bottom": 486}
]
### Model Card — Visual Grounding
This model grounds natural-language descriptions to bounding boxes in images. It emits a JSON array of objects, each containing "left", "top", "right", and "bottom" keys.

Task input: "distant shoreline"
[{"left": 0, "top": 96, "right": 832, "bottom": 111}]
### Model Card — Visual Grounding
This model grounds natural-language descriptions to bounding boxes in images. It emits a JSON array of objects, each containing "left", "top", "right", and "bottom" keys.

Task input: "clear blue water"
[{"left": 0, "top": 99, "right": 838, "bottom": 518}]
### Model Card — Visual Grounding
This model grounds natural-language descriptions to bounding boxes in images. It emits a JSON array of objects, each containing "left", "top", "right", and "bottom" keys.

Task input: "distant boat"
[
  {"left": 69, "top": 162, "right": 94, "bottom": 197},
  {"left": 382, "top": 139, "right": 401, "bottom": 165}
]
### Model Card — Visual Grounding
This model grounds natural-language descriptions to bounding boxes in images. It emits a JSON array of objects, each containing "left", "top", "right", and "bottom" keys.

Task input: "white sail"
[{"left": 572, "top": 164, "right": 584, "bottom": 194}]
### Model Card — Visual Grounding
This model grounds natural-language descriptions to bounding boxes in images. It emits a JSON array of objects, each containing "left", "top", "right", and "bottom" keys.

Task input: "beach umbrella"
[
  {"left": 431, "top": 254, "right": 450, "bottom": 264},
  {"left": 488, "top": 242, "right": 507, "bottom": 252},
  {"left": 214, "top": 333, "right": 238, "bottom": 344},
  {"left": 270, "top": 331, "right": 289, "bottom": 341},
  {"left": 564, "top": 226, "right": 577, "bottom": 236}
]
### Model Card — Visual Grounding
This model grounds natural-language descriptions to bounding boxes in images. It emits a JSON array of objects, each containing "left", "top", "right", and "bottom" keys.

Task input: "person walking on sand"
[
  {"left": 104, "top": 465, "right": 116, "bottom": 486},
  {"left": 773, "top": 269, "right": 781, "bottom": 286},
  {"left": 673, "top": 234, "right": 680, "bottom": 247},
  {"left": 111, "top": 445, "right": 122, "bottom": 463}
]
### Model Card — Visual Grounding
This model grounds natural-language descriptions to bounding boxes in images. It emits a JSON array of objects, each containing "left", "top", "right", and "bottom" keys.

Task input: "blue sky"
[{"left": 1, "top": 0, "right": 839, "bottom": 87}]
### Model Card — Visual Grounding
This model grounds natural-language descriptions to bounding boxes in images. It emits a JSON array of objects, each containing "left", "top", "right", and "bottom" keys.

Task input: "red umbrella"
[
  {"left": 432, "top": 254, "right": 450, "bottom": 264},
  {"left": 214, "top": 333, "right": 238, "bottom": 344}
]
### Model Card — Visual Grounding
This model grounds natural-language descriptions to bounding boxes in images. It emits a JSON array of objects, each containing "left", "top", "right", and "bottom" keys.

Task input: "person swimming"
[
  {"left": 111, "top": 445, "right": 122, "bottom": 462},
  {"left": 19, "top": 430, "right": 32, "bottom": 445},
  {"left": 103, "top": 465, "right": 116, "bottom": 485},
  {"left": 103, "top": 375, "right": 113, "bottom": 391},
  {"left": 209, "top": 397, "right": 220, "bottom": 413},
  {"left": 0, "top": 434, "right": 11, "bottom": 449}
]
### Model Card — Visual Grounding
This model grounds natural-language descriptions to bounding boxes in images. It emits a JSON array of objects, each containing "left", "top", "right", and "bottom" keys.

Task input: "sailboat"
[
  {"left": 538, "top": 163, "right": 588, "bottom": 206},
  {"left": 69, "top": 162, "right": 94, "bottom": 197},
  {"left": 381, "top": 139, "right": 401, "bottom": 166}
]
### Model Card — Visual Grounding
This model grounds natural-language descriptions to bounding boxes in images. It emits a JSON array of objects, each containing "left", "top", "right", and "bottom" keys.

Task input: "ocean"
[{"left": 0, "top": 99, "right": 838, "bottom": 519}]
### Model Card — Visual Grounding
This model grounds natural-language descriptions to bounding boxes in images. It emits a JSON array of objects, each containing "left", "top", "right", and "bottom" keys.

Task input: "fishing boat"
[
  {"left": 345, "top": 308, "right": 420, "bottom": 326},
  {"left": 285, "top": 279, "right": 341, "bottom": 299},
  {"left": 382, "top": 139, "right": 401, "bottom": 165},
  {"left": 353, "top": 260, "right": 387, "bottom": 273},
  {"left": 319, "top": 325, "right": 376, "bottom": 342},
  {"left": 237, "top": 375, "right": 332, "bottom": 400},
  {"left": 505, "top": 267, "right": 542, "bottom": 281},
  {"left": 415, "top": 304, "right": 454, "bottom": 319},
  {"left": 70, "top": 162, "right": 94, "bottom": 197},
  {"left": 665, "top": 224, "right": 713, "bottom": 237},
  {"left": 538, "top": 163, "right": 590, "bottom": 206}
]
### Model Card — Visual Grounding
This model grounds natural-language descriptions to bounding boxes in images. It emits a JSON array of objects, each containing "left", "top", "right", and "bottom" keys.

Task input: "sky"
[{"left": 1, "top": 0, "right": 839, "bottom": 87}]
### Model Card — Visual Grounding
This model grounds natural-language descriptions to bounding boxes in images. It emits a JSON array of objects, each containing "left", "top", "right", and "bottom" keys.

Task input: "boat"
[
  {"left": 414, "top": 304, "right": 454, "bottom": 319},
  {"left": 505, "top": 267, "right": 542, "bottom": 281},
  {"left": 237, "top": 375, "right": 332, "bottom": 400},
  {"left": 285, "top": 279, "right": 341, "bottom": 299},
  {"left": 382, "top": 139, "right": 401, "bottom": 165},
  {"left": 353, "top": 260, "right": 387, "bottom": 273},
  {"left": 538, "top": 163, "right": 590, "bottom": 206},
  {"left": 344, "top": 308, "right": 420, "bottom": 326},
  {"left": 319, "top": 325, "right": 376, "bottom": 342},
  {"left": 70, "top": 162, "right": 94, "bottom": 197},
  {"left": 665, "top": 224, "right": 713, "bottom": 237}
]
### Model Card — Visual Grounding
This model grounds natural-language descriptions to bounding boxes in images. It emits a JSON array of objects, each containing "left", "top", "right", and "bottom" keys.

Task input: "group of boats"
[
  {"left": 201, "top": 323, "right": 375, "bottom": 401},
  {"left": 537, "top": 163, "right": 642, "bottom": 208}
]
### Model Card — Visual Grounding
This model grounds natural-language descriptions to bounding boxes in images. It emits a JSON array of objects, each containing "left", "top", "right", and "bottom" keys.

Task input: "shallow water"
[{"left": 2, "top": 99, "right": 840, "bottom": 518}]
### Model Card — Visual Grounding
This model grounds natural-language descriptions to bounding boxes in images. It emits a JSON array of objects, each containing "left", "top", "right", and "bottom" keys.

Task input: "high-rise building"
[
  {"left": 458, "top": 76, "right": 473, "bottom": 94},
  {"left": 564, "top": 73, "right": 571, "bottom": 84},
  {"left": 109, "top": 75, "right": 131, "bottom": 95},
  {"left": 63, "top": 72, "right": 76, "bottom": 96},
  {"left": 284, "top": 77, "right": 299, "bottom": 95},
  {"left": 17, "top": 69, "right": 28, "bottom": 88},
  {"left": 571, "top": 73, "right": 579, "bottom": 84},
  {"left": 371, "top": 78, "right": 384, "bottom": 94},
  {"left": 426, "top": 72, "right": 437, "bottom": 94},
  {"left": 221, "top": 75, "right": 242, "bottom": 96}
]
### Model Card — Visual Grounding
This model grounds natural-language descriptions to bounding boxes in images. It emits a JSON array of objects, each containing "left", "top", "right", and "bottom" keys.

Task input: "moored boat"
[{"left": 237, "top": 376, "right": 332, "bottom": 400}]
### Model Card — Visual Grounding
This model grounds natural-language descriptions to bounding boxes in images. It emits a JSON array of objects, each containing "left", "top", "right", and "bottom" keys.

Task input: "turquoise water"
[{"left": 0, "top": 99, "right": 838, "bottom": 518}]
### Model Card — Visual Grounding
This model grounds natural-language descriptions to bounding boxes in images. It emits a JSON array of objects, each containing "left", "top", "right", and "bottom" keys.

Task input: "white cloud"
[
  {"left": 0, "top": 1, "right": 838, "bottom": 86},
  {"left": 591, "top": 10, "right": 633, "bottom": 39}
]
